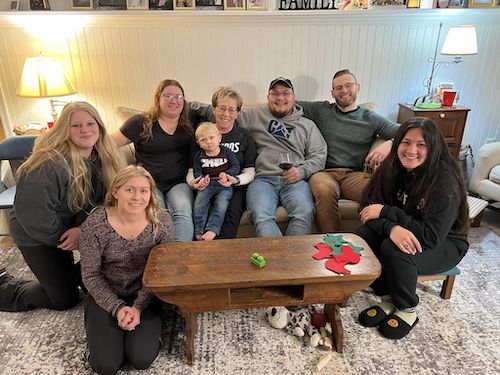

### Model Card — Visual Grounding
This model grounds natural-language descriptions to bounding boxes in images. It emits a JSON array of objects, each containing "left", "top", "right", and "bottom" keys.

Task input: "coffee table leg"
[
  {"left": 184, "top": 311, "right": 197, "bottom": 365},
  {"left": 324, "top": 303, "right": 344, "bottom": 353}
]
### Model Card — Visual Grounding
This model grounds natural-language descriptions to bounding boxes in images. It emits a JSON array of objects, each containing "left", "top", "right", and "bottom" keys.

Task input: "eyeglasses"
[
  {"left": 269, "top": 90, "right": 294, "bottom": 98},
  {"left": 216, "top": 105, "right": 238, "bottom": 114},
  {"left": 160, "top": 93, "right": 184, "bottom": 101},
  {"left": 332, "top": 83, "right": 357, "bottom": 91}
]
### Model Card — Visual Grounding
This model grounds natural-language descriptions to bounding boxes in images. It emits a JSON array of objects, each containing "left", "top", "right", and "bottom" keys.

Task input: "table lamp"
[
  {"left": 416, "top": 23, "right": 478, "bottom": 106},
  {"left": 16, "top": 55, "right": 77, "bottom": 122}
]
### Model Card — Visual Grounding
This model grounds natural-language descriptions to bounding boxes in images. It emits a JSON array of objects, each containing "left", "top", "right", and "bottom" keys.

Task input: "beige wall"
[{"left": 0, "top": 10, "right": 499, "bottom": 155}]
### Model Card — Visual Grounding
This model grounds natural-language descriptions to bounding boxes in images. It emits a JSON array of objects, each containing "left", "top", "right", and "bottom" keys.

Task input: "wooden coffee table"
[{"left": 143, "top": 234, "right": 381, "bottom": 364}]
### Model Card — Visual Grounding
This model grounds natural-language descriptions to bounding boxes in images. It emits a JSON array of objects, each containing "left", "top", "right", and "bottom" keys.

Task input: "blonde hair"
[
  {"left": 211, "top": 86, "right": 243, "bottom": 111},
  {"left": 141, "top": 79, "right": 192, "bottom": 140},
  {"left": 17, "top": 101, "right": 125, "bottom": 212},
  {"left": 104, "top": 165, "right": 162, "bottom": 238},
  {"left": 195, "top": 122, "right": 220, "bottom": 142}
]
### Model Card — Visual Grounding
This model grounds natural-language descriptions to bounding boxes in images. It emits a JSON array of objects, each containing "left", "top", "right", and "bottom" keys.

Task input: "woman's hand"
[
  {"left": 117, "top": 306, "right": 141, "bottom": 331},
  {"left": 57, "top": 227, "right": 81, "bottom": 251},
  {"left": 359, "top": 204, "right": 384, "bottom": 224},
  {"left": 218, "top": 172, "right": 236, "bottom": 187},
  {"left": 389, "top": 225, "right": 423, "bottom": 255},
  {"left": 192, "top": 175, "right": 210, "bottom": 191},
  {"left": 282, "top": 167, "right": 301, "bottom": 184}
]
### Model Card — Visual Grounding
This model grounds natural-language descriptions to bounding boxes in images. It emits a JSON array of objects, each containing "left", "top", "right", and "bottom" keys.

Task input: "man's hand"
[
  {"left": 365, "top": 139, "right": 392, "bottom": 167},
  {"left": 359, "top": 204, "right": 384, "bottom": 224},
  {"left": 57, "top": 227, "right": 81, "bottom": 251},
  {"left": 282, "top": 167, "right": 301, "bottom": 184},
  {"left": 389, "top": 226, "right": 423, "bottom": 255},
  {"left": 192, "top": 175, "right": 210, "bottom": 191}
]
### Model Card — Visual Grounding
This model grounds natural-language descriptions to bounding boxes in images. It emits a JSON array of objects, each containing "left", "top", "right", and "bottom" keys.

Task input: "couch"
[
  {"left": 469, "top": 141, "right": 500, "bottom": 206},
  {"left": 115, "top": 104, "right": 384, "bottom": 238}
]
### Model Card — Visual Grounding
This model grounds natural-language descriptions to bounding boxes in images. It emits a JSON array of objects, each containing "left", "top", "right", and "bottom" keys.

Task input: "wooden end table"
[{"left": 143, "top": 234, "right": 381, "bottom": 364}]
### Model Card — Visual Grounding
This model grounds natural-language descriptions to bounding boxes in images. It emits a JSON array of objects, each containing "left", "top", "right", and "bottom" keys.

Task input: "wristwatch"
[{"left": 234, "top": 176, "right": 241, "bottom": 186}]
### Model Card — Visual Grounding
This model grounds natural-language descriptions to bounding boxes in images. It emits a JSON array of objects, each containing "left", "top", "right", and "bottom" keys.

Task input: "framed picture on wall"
[
  {"left": 127, "top": 0, "right": 148, "bottom": 8},
  {"left": 72, "top": 0, "right": 94, "bottom": 9},
  {"left": 447, "top": 0, "right": 466, "bottom": 7},
  {"left": 150, "top": 0, "right": 174, "bottom": 9},
  {"left": 246, "top": 0, "right": 266, "bottom": 9},
  {"left": 10, "top": 0, "right": 21, "bottom": 10},
  {"left": 174, "top": 0, "right": 196, "bottom": 8},
  {"left": 30, "top": 0, "right": 51, "bottom": 9},
  {"left": 194, "top": 0, "right": 223, "bottom": 9},
  {"left": 224, "top": 0, "right": 245, "bottom": 9},
  {"left": 468, "top": 0, "right": 495, "bottom": 6}
]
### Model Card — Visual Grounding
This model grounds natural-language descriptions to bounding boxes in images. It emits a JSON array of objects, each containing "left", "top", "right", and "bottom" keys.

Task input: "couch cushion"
[
  {"left": 489, "top": 165, "right": 500, "bottom": 184},
  {"left": 115, "top": 105, "right": 142, "bottom": 124}
]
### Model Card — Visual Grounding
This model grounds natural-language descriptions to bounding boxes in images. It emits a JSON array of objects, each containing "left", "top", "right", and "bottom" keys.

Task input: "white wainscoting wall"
[{"left": 0, "top": 9, "right": 499, "bottom": 156}]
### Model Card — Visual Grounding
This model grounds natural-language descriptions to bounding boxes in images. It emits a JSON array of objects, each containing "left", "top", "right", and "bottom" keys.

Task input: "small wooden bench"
[{"left": 417, "top": 266, "right": 461, "bottom": 299}]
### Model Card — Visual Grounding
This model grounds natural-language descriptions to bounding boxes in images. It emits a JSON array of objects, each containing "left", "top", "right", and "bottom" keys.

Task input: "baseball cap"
[{"left": 269, "top": 77, "right": 294, "bottom": 91}]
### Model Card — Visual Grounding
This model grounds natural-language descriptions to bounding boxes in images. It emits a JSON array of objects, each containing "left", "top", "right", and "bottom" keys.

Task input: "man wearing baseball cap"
[{"left": 191, "top": 77, "right": 326, "bottom": 237}]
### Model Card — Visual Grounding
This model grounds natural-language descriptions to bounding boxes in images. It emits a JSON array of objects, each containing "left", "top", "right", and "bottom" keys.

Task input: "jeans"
[
  {"left": 156, "top": 183, "right": 194, "bottom": 242},
  {"left": 193, "top": 182, "right": 233, "bottom": 236},
  {"left": 246, "top": 176, "right": 315, "bottom": 237}
]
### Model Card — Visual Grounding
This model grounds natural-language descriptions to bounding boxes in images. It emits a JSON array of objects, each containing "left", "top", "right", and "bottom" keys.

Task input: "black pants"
[
  {"left": 84, "top": 295, "right": 162, "bottom": 375},
  {"left": 218, "top": 186, "right": 247, "bottom": 239},
  {"left": 356, "top": 225, "right": 466, "bottom": 309},
  {"left": 0, "top": 244, "right": 79, "bottom": 311}
]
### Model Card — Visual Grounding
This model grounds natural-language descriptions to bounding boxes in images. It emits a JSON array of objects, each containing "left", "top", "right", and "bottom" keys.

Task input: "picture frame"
[
  {"left": 10, "top": 0, "right": 20, "bottom": 10},
  {"left": 468, "top": 0, "right": 495, "bottom": 6},
  {"left": 224, "top": 0, "right": 245, "bottom": 9},
  {"left": 72, "top": 0, "right": 94, "bottom": 9},
  {"left": 174, "top": 0, "right": 196, "bottom": 8},
  {"left": 447, "top": 0, "right": 466, "bottom": 8},
  {"left": 94, "top": 0, "right": 126, "bottom": 9},
  {"left": 127, "top": 0, "right": 148, "bottom": 8},
  {"left": 194, "top": 0, "right": 223, "bottom": 10},
  {"left": 30, "top": 0, "right": 51, "bottom": 10},
  {"left": 149, "top": 0, "right": 174, "bottom": 9},
  {"left": 246, "top": 0, "right": 266, "bottom": 9}
]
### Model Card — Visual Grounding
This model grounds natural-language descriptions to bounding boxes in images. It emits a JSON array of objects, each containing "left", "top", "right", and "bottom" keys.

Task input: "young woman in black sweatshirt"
[{"left": 356, "top": 117, "right": 469, "bottom": 339}]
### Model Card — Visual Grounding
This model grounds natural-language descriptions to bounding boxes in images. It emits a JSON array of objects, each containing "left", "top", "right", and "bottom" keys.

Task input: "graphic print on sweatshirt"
[
  {"left": 268, "top": 119, "right": 294, "bottom": 140},
  {"left": 221, "top": 141, "right": 240, "bottom": 153},
  {"left": 201, "top": 156, "right": 230, "bottom": 178}
]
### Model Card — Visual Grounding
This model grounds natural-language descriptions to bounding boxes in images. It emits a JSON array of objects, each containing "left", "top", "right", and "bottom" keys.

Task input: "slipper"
[
  {"left": 358, "top": 305, "right": 390, "bottom": 327},
  {"left": 378, "top": 314, "right": 419, "bottom": 339}
]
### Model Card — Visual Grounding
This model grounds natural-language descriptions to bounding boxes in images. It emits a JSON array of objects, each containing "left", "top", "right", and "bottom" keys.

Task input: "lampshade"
[
  {"left": 17, "top": 56, "right": 77, "bottom": 98},
  {"left": 440, "top": 25, "right": 478, "bottom": 56}
]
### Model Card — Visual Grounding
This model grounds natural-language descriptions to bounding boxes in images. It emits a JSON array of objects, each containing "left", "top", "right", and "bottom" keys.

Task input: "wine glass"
[{"left": 278, "top": 152, "right": 293, "bottom": 171}]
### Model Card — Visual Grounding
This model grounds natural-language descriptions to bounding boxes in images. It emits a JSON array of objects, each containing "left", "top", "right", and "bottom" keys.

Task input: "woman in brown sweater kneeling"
[{"left": 80, "top": 165, "right": 174, "bottom": 375}]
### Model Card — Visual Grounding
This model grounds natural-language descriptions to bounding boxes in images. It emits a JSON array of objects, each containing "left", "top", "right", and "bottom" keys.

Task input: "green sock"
[{"left": 394, "top": 308, "right": 417, "bottom": 326}]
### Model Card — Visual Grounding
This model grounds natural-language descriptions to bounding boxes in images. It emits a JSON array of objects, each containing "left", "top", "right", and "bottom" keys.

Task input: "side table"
[{"left": 397, "top": 103, "right": 470, "bottom": 159}]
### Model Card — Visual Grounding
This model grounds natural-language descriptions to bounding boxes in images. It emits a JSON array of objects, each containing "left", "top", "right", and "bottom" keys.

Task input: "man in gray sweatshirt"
[{"left": 191, "top": 77, "right": 327, "bottom": 237}]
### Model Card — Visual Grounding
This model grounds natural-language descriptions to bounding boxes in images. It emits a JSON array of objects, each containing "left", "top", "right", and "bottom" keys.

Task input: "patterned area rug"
[{"left": 1, "top": 228, "right": 499, "bottom": 375}]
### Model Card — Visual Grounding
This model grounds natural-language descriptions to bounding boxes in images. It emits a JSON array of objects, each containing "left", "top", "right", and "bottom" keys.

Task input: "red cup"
[
  {"left": 442, "top": 90, "right": 457, "bottom": 107},
  {"left": 47, "top": 121, "right": 55, "bottom": 129}
]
